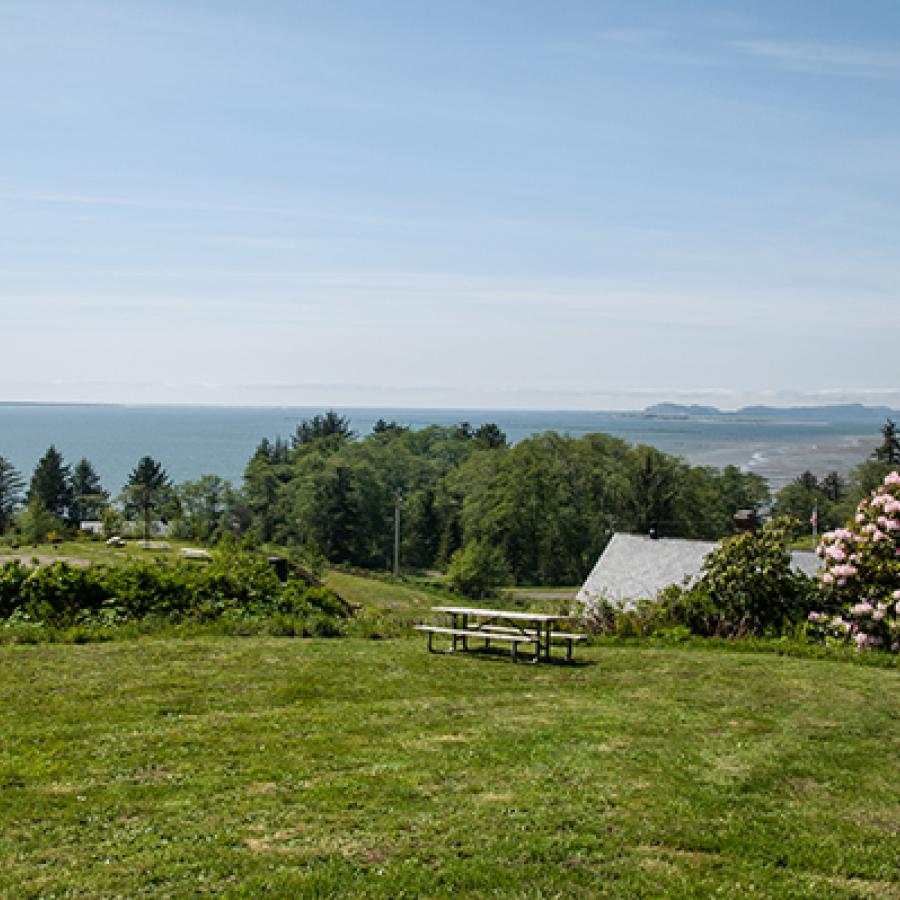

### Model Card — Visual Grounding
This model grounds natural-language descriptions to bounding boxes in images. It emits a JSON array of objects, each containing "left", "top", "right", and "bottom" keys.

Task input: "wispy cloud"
[{"left": 732, "top": 39, "right": 900, "bottom": 79}]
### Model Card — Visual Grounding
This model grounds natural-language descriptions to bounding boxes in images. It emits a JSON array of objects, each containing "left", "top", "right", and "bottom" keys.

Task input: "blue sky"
[{"left": 2, "top": 0, "right": 899, "bottom": 409}]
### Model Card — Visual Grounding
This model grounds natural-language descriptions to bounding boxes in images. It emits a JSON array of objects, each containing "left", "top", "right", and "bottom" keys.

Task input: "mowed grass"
[{"left": 1, "top": 638, "right": 898, "bottom": 897}]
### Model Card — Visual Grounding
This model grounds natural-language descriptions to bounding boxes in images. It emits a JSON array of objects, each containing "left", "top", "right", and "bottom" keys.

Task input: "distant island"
[{"left": 639, "top": 402, "right": 899, "bottom": 424}]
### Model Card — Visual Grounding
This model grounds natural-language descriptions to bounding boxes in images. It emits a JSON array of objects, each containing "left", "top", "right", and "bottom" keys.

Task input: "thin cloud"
[{"left": 732, "top": 39, "right": 900, "bottom": 79}]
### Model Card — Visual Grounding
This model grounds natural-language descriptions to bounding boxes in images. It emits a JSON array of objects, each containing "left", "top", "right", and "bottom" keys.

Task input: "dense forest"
[{"left": 4, "top": 414, "right": 898, "bottom": 587}]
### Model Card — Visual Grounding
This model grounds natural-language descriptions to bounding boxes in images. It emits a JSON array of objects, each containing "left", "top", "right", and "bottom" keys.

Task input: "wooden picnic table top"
[{"left": 431, "top": 605, "right": 575, "bottom": 622}]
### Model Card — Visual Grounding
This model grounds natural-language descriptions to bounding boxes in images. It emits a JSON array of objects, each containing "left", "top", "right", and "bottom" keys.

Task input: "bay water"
[{"left": 0, "top": 404, "right": 882, "bottom": 496}]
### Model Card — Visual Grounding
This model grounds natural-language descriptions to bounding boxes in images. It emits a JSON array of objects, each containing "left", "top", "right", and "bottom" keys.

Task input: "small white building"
[
  {"left": 576, "top": 533, "right": 820, "bottom": 614},
  {"left": 79, "top": 520, "right": 104, "bottom": 535}
]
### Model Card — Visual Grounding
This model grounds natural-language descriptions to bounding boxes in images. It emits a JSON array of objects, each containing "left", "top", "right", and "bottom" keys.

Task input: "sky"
[{"left": 2, "top": 0, "right": 899, "bottom": 410}]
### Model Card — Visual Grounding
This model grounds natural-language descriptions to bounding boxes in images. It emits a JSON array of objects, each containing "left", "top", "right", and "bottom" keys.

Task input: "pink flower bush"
[{"left": 811, "top": 471, "right": 900, "bottom": 652}]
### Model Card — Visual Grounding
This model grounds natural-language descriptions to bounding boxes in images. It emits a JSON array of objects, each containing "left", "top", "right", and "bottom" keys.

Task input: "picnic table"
[{"left": 415, "top": 605, "right": 585, "bottom": 663}]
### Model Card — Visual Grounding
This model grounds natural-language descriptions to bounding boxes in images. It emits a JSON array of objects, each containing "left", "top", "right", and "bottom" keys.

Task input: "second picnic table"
[{"left": 416, "top": 605, "right": 585, "bottom": 663}]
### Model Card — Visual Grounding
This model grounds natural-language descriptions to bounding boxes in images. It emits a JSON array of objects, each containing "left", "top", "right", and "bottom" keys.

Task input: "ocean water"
[{"left": 0, "top": 404, "right": 881, "bottom": 495}]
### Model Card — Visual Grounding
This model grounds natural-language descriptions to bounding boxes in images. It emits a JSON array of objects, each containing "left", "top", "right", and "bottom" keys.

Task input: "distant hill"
[{"left": 642, "top": 402, "right": 898, "bottom": 423}]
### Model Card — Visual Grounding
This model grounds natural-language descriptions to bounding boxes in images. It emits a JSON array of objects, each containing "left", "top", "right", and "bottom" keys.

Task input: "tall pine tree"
[
  {"left": 123, "top": 456, "right": 172, "bottom": 541},
  {"left": 28, "top": 446, "right": 73, "bottom": 521},
  {"left": 70, "top": 458, "right": 109, "bottom": 523}
]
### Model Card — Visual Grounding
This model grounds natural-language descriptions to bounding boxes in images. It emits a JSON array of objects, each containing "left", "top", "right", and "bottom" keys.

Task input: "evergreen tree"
[
  {"left": 292, "top": 411, "right": 355, "bottom": 447},
  {"left": 473, "top": 423, "right": 508, "bottom": 449},
  {"left": 123, "top": 456, "right": 172, "bottom": 541},
  {"left": 28, "top": 446, "right": 73, "bottom": 521},
  {"left": 0, "top": 456, "right": 25, "bottom": 532},
  {"left": 309, "top": 464, "right": 360, "bottom": 562},
  {"left": 70, "top": 458, "right": 109, "bottom": 523},
  {"left": 874, "top": 419, "right": 900, "bottom": 465},
  {"left": 821, "top": 471, "right": 844, "bottom": 503}
]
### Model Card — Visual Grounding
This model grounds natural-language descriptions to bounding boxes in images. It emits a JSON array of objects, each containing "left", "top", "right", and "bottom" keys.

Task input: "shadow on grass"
[{"left": 418, "top": 643, "right": 594, "bottom": 667}]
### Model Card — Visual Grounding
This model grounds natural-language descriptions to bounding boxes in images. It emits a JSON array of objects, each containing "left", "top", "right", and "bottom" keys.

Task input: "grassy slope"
[{"left": 1, "top": 637, "right": 898, "bottom": 897}]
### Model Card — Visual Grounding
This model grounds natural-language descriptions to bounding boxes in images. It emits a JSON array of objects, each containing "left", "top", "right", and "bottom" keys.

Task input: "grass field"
[{"left": 2, "top": 636, "right": 898, "bottom": 897}]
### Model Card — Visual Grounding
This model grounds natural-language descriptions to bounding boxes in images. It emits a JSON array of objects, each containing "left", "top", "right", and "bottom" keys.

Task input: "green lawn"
[{"left": 2, "top": 637, "right": 897, "bottom": 897}]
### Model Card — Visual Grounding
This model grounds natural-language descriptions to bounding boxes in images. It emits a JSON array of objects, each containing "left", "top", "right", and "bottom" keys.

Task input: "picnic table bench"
[{"left": 416, "top": 605, "right": 586, "bottom": 663}]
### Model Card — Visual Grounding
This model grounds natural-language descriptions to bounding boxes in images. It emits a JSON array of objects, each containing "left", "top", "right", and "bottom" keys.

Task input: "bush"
[
  {"left": 0, "top": 549, "right": 352, "bottom": 638},
  {"left": 809, "top": 470, "right": 900, "bottom": 652},
  {"left": 661, "top": 517, "right": 818, "bottom": 638},
  {"left": 446, "top": 540, "right": 510, "bottom": 599}
]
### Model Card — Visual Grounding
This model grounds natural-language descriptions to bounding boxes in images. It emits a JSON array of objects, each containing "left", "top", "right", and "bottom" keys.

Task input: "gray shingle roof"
[{"left": 576, "top": 533, "right": 820, "bottom": 613}]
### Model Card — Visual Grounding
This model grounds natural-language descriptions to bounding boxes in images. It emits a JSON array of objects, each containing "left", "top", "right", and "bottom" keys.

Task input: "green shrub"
[
  {"left": 661, "top": 517, "right": 818, "bottom": 637},
  {"left": 0, "top": 550, "right": 351, "bottom": 639},
  {"left": 446, "top": 540, "right": 510, "bottom": 599}
]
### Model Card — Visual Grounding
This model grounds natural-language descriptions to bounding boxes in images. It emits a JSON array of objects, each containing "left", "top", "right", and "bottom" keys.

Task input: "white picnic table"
[{"left": 416, "top": 605, "right": 585, "bottom": 663}]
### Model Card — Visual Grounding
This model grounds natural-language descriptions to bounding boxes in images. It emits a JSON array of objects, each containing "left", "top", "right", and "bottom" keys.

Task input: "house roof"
[{"left": 576, "top": 532, "right": 820, "bottom": 612}]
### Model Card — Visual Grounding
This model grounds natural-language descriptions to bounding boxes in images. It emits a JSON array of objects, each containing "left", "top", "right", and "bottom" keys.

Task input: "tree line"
[{"left": 3, "top": 413, "right": 896, "bottom": 586}]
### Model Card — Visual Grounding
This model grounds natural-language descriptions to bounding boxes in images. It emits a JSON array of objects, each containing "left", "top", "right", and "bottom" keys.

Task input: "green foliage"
[
  {"left": 122, "top": 456, "right": 172, "bottom": 541},
  {"left": 446, "top": 540, "right": 510, "bottom": 599},
  {"left": 292, "top": 410, "right": 355, "bottom": 446},
  {"left": 172, "top": 474, "right": 241, "bottom": 543},
  {"left": 0, "top": 550, "right": 350, "bottom": 634},
  {"left": 16, "top": 497, "right": 64, "bottom": 544},
  {"left": 235, "top": 414, "right": 772, "bottom": 585},
  {"left": 69, "top": 457, "right": 109, "bottom": 522},
  {"left": 0, "top": 456, "right": 25, "bottom": 532},
  {"left": 874, "top": 418, "right": 900, "bottom": 465},
  {"left": 28, "top": 445, "right": 73, "bottom": 522},
  {"left": 662, "top": 517, "right": 818, "bottom": 637}
]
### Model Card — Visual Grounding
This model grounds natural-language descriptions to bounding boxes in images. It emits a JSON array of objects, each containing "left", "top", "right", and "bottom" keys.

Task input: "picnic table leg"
[
  {"left": 451, "top": 613, "right": 459, "bottom": 652},
  {"left": 462, "top": 614, "right": 469, "bottom": 652},
  {"left": 544, "top": 621, "right": 552, "bottom": 661}
]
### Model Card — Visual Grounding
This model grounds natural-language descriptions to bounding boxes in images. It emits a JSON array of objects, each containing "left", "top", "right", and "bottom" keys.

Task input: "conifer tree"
[
  {"left": 70, "top": 458, "right": 109, "bottom": 522},
  {"left": 875, "top": 419, "right": 900, "bottom": 465},
  {"left": 28, "top": 446, "right": 73, "bottom": 521},
  {"left": 123, "top": 456, "right": 172, "bottom": 541},
  {"left": 0, "top": 456, "right": 25, "bottom": 532}
]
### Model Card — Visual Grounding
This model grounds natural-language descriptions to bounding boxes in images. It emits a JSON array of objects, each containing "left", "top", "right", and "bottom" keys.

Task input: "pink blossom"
[
  {"left": 893, "top": 589, "right": 900, "bottom": 601},
  {"left": 864, "top": 523, "right": 877, "bottom": 535},
  {"left": 873, "top": 609, "right": 885, "bottom": 621},
  {"left": 856, "top": 513, "right": 866, "bottom": 524},
  {"left": 822, "top": 572, "right": 834, "bottom": 584},
  {"left": 826, "top": 545, "right": 847, "bottom": 561},
  {"left": 851, "top": 601, "right": 873, "bottom": 616},
  {"left": 884, "top": 471, "right": 900, "bottom": 486},
  {"left": 873, "top": 531, "right": 887, "bottom": 542}
]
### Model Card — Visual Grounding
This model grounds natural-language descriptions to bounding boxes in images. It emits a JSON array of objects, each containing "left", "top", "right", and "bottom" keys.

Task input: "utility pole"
[{"left": 393, "top": 489, "right": 402, "bottom": 577}]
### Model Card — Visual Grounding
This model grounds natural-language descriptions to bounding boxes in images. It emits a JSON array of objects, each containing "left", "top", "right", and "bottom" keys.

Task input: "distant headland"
[{"left": 638, "top": 403, "right": 899, "bottom": 424}]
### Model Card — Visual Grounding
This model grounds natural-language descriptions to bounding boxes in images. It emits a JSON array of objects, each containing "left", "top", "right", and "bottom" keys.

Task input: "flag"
[{"left": 810, "top": 502, "right": 818, "bottom": 535}]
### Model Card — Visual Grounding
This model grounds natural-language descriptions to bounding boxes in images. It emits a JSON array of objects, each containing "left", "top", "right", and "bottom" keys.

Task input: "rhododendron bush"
[{"left": 810, "top": 471, "right": 900, "bottom": 651}]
